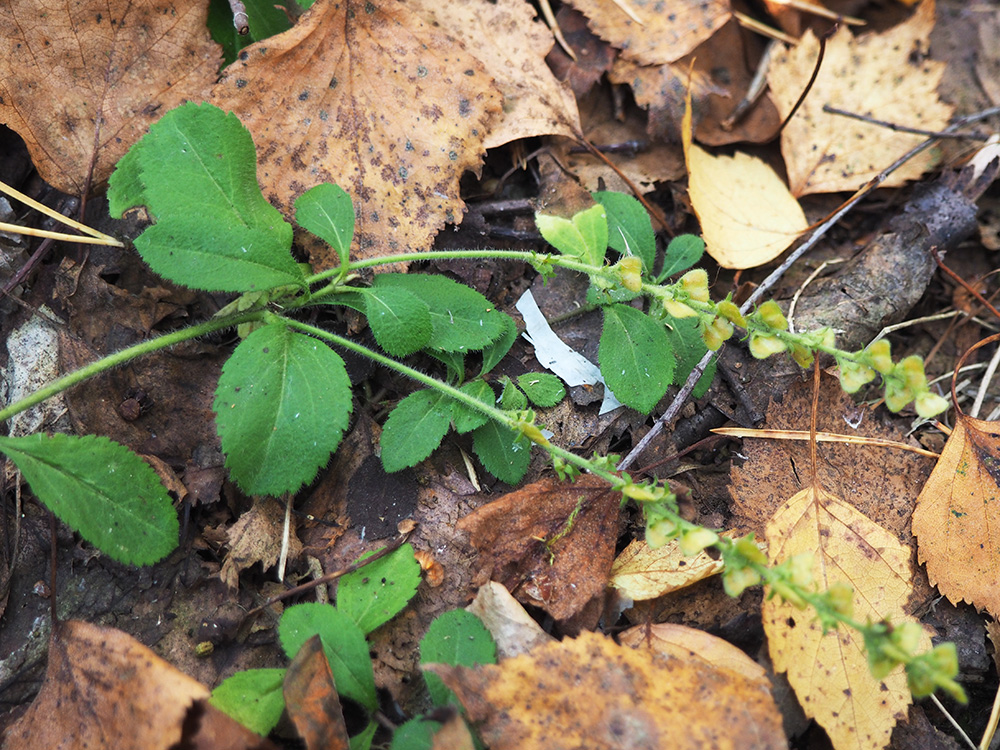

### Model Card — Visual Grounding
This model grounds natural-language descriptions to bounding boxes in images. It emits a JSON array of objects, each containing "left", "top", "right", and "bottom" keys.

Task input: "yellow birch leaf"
[
  {"left": 912, "top": 414, "right": 1000, "bottom": 616},
  {"left": 609, "top": 537, "right": 724, "bottom": 600},
  {"left": 767, "top": 0, "right": 953, "bottom": 196},
  {"left": 763, "top": 486, "right": 929, "bottom": 750},
  {"left": 682, "top": 99, "right": 807, "bottom": 269}
]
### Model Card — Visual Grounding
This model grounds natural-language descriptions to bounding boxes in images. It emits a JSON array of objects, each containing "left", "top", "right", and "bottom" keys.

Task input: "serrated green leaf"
[
  {"left": 363, "top": 287, "right": 432, "bottom": 357},
  {"left": 373, "top": 274, "right": 506, "bottom": 352},
  {"left": 214, "top": 323, "right": 352, "bottom": 496},
  {"left": 295, "top": 183, "right": 355, "bottom": 267},
  {"left": 479, "top": 314, "right": 517, "bottom": 376},
  {"left": 210, "top": 668, "right": 286, "bottom": 736},
  {"left": 338, "top": 544, "right": 421, "bottom": 634},
  {"left": 451, "top": 380, "right": 494, "bottom": 434},
  {"left": 535, "top": 204, "right": 608, "bottom": 267},
  {"left": 420, "top": 610, "right": 496, "bottom": 707},
  {"left": 107, "top": 102, "right": 304, "bottom": 293},
  {"left": 472, "top": 420, "right": 530, "bottom": 484},
  {"left": 391, "top": 718, "right": 441, "bottom": 750},
  {"left": 516, "top": 372, "right": 566, "bottom": 407},
  {"left": 426, "top": 349, "right": 465, "bottom": 383},
  {"left": 656, "top": 234, "right": 705, "bottom": 281},
  {"left": 666, "top": 317, "right": 716, "bottom": 398},
  {"left": 380, "top": 390, "right": 452, "bottom": 473},
  {"left": 0, "top": 434, "right": 178, "bottom": 565},
  {"left": 498, "top": 376, "right": 528, "bottom": 411},
  {"left": 593, "top": 191, "right": 655, "bottom": 273},
  {"left": 599, "top": 304, "right": 673, "bottom": 413},
  {"left": 278, "top": 603, "right": 377, "bottom": 711}
]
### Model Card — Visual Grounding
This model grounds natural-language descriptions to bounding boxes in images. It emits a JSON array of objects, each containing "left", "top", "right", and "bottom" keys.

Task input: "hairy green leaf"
[
  {"left": 599, "top": 304, "right": 673, "bottom": 413},
  {"left": 373, "top": 274, "right": 507, "bottom": 352},
  {"left": 210, "top": 668, "right": 286, "bottom": 736},
  {"left": 593, "top": 191, "right": 655, "bottom": 273},
  {"left": 420, "top": 609, "right": 497, "bottom": 706},
  {"left": 426, "top": 349, "right": 465, "bottom": 383},
  {"left": 295, "top": 183, "right": 355, "bottom": 268},
  {"left": 363, "top": 286, "right": 432, "bottom": 357},
  {"left": 472, "top": 420, "right": 530, "bottom": 484},
  {"left": 338, "top": 544, "right": 421, "bottom": 634},
  {"left": 380, "top": 390, "right": 452, "bottom": 473},
  {"left": 451, "top": 380, "right": 494, "bottom": 434},
  {"left": 498, "top": 376, "right": 528, "bottom": 411},
  {"left": 535, "top": 204, "right": 608, "bottom": 267},
  {"left": 278, "top": 603, "right": 377, "bottom": 711},
  {"left": 108, "top": 102, "right": 304, "bottom": 293},
  {"left": 0, "top": 434, "right": 178, "bottom": 565},
  {"left": 215, "top": 323, "right": 352, "bottom": 496},
  {"left": 391, "top": 718, "right": 441, "bottom": 750},
  {"left": 657, "top": 234, "right": 705, "bottom": 281},
  {"left": 517, "top": 372, "right": 566, "bottom": 407},
  {"left": 479, "top": 314, "right": 517, "bottom": 376},
  {"left": 666, "top": 317, "right": 716, "bottom": 398}
]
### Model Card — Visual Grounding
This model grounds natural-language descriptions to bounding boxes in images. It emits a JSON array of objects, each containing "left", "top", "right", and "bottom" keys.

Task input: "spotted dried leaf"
[
  {"left": 0, "top": 0, "right": 220, "bottom": 195},
  {"left": 211, "top": 0, "right": 502, "bottom": 270}
]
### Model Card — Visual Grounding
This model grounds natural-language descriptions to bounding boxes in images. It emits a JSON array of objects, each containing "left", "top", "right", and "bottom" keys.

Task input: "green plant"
[{"left": 0, "top": 100, "right": 960, "bottom": 708}]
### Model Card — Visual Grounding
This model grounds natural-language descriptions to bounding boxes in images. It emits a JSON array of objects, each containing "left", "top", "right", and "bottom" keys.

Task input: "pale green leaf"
[
  {"left": 599, "top": 304, "right": 673, "bottom": 413},
  {"left": 295, "top": 183, "right": 355, "bottom": 267},
  {"left": 535, "top": 204, "right": 608, "bottom": 266},
  {"left": 380, "top": 390, "right": 452, "bottom": 473},
  {"left": 593, "top": 191, "right": 655, "bottom": 273},
  {"left": 338, "top": 544, "right": 421, "bottom": 634},
  {"left": 210, "top": 669, "right": 286, "bottom": 736}
]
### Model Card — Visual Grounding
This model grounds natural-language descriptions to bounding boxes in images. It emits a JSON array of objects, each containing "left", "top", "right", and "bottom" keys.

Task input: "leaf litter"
[{"left": 3, "top": 0, "right": 1000, "bottom": 748}]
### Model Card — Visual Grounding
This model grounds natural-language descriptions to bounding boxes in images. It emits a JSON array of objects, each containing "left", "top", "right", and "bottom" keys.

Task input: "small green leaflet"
[
  {"left": 362, "top": 286, "right": 432, "bottom": 356},
  {"left": 535, "top": 204, "right": 608, "bottom": 267},
  {"left": 656, "top": 234, "right": 705, "bottom": 282},
  {"left": 593, "top": 191, "right": 655, "bottom": 274},
  {"left": 599, "top": 304, "right": 673, "bottom": 414},
  {"left": 666, "top": 316, "right": 716, "bottom": 399},
  {"left": 380, "top": 390, "right": 452, "bottom": 473},
  {"left": 210, "top": 668, "right": 286, "bottom": 736},
  {"left": 451, "top": 380, "right": 494, "bottom": 434},
  {"left": 498, "top": 376, "right": 528, "bottom": 411},
  {"left": 472, "top": 419, "right": 530, "bottom": 484},
  {"left": 420, "top": 609, "right": 497, "bottom": 707},
  {"left": 278, "top": 603, "right": 377, "bottom": 711},
  {"left": 479, "top": 314, "right": 517, "bottom": 376},
  {"left": 214, "top": 323, "right": 352, "bottom": 496},
  {"left": 0, "top": 433, "right": 178, "bottom": 565},
  {"left": 108, "top": 103, "right": 305, "bottom": 294},
  {"left": 295, "top": 183, "right": 355, "bottom": 268},
  {"left": 373, "top": 274, "right": 507, "bottom": 352},
  {"left": 517, "top": 372, "right": 565, "bottom": 407},
  {"left": 337, "top": 544, "right": 421, "bottom": 634}
]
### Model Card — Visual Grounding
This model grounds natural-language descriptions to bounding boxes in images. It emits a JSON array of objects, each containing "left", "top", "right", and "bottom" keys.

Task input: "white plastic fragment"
[{"left": 515, "top": 289, "right": 622, "bottom": 415}]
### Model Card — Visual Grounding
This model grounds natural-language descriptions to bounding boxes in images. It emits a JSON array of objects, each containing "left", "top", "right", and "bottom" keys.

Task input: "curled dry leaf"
[
  {"left": 3, "top": 620, "right": 273, "bottom": 750},
  {"left": 221, "top": 496, "right": 303, "bottom": 589},
  {"left": 767, "top": 0, "right": 953, "bottom": 196},
  {"left": 763, "top": 486, "right": 929, "bottom": 750},
  {"left": 457, "top": 474, "right": 619, "bottom": 622},
  {"left": 210, "top": 0, "right": 502, "bottom": 270},
  {"left": 912, "top": 413, "right": 1000, "bottom": 616},
  {"left": 565, "top": 0, "right": 732, "bottom": 65},
  {"left": 428, "top": 630, "right": 785, "bottom": 750},
  {"left": 0, "top": 0, "right": 220, "bottom": 195},
  {"left": 466, "top": 581, "right": 554, "bottom": 659}
]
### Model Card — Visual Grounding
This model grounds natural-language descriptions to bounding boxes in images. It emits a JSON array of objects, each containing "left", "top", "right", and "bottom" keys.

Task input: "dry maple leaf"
[
  {"left": 767, "top": 0, "right": 953, "bottom": 196},
  {"left": 565, "top": 0, "right": 732, "bottom": 66},
  {"left": 413, "top": 0, "right": 581, "bottom": 148},
  {"left": 457, "top": 474, "right": 619, "bottom": 622},
  {"left": 210, "top": 0, "right": 502, "bottom": 270},
  {"left": 428, "top": 630, "right": 785, "bottom": 749},
  {"left": 3, "top": 620, "right": 273, "bottom": 750},
  {"left": 0, "top": 0, "right": 220, "bottom": 196},
  {"left": 763, "top": 485, "right": 929, "bottom": 750},
  {"left": 912, "top": 413, "right": 1000, "bottom": 616}
]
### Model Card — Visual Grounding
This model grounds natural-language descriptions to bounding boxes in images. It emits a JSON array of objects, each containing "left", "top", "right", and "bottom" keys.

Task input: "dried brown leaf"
[
  {"left": 210, "top": 0, "right": 502, "bottom": 270},
  {"left": 609, "top": 538, "right": 724, "bottom": 601},
  {"left": 0, "top": 0, "right": 220, "bottom": 195},
  {"left": 221, "top": 497, "right": 302, "bottom": 589},
  {"left": 284, "top": 635, "right": 350, "bottom": 750}
]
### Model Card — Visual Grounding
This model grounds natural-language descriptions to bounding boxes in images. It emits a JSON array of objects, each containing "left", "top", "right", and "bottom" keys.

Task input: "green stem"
[{"left": 0, "top": 310, "right": 264, "bottom": 425}]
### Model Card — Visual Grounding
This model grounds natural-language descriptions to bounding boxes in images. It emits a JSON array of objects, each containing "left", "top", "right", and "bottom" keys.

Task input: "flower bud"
[
  {"left": 770, "top": 580, "right": 808, "bottom": 609},
  {"left": 716, "top": 299, "right": 746, "bottom": 327},
  {"left": 838, "top": 360, "right": 876, "bottom": 393},
  {"left": 749, "top": 333, "right": 787, "bottom": 359},
  {"left": 645, "top": 517, "right": 678, "bottom": 548},
  {"left": 679, "top": 527, "right": 719, "bottom": 556},
  {"left": 891, "top": 621, "right": 924, "bottom": 654},
  {"left": 723, "top": 566, "right": 761, "bottom": 598},
  {"left": 896, "top": 355, "right": 928, "bottom": 391},
  {"left": 826, "top": 582, "right": 854, "bottom": 617},
  {"left": 623, "top": 483, "right": 664, "bottom": 501},
  {"left": 884, "top": 382, "right": 914, "bottom": 413},
  {"left": 865, "top": 339, "right": 893, "bottom": 374},
  {"left": 679, "top": 269, "right": 710, "bottom": 302},
  {"left": 617, "top": 256, "right": 643, "bottom": 292},
  {"left": 787, "top": 553, "right": 815, "bottom": 588},
  {"left": 701, "top": 316, "right": 733, "bottom": 351},
  {"left": 914, "top": 391, "right": 948, "bottom": 419},
  {"left": 734, "top": 535, "right": 768, "bottom": 565},
  {"left": 663, "top": 299, "right": 698, "bottom": 319},
  {"left": 790, "top": 344, "right": 814, "bottom": 368},
  {"left": 757, "top": 300, "right": 788, "bottom": 331}
]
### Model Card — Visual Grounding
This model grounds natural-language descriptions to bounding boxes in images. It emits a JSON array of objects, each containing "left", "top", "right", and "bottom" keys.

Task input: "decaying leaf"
[
  {"left": 416, "top": 0, "right": 581, "bottom": 148},
  {"left": 466, "top": 581, "right": 554, "bottom": 659},
  {"left": 619, "top": 622, "right": 770, "bottom": 685},
  {"left": 609, "top": 538, "right": 724, "bottom": 601},
  {"left": 564, "top": 0, "right": 732, "bottom": 65},
  {"left": 210, "top": 0, "right": 502, "bottom": 270},
  {"left": 3, "top": 620, "right": 273, "bottom": 750},
  {"left": 284, "top": 635, "right": 350, "bottom": 750},
  {"left": 428, "top": 630, "right": 785, "bottom": 749},
  {"left": 682, "top": 94, "right": 807, "bottom": 269},
  {"left": 767, "top": 0, "right": 953, "bottom": 196},
  {"left": 763, "top": 486, "right": 929, "bottom": 750},
  {"left": 457, "top": 475, "right": 619, "bottom": 622},
  {"left": 912, "top": 413, "right": 1000, "bottom": 616},
  {"left": 221, "top": 496, "right": 303, "bottom": 589},
  {"left": 0, "top": 0, "right": 220, "bottom": 195}
]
